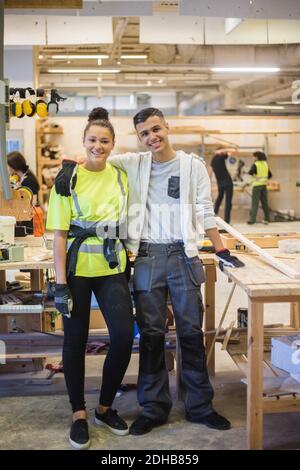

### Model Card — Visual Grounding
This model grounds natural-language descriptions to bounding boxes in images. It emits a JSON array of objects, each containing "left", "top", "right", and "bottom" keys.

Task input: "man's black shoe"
[
  {"left": 69, "top": 419, "right": 90, "bottom": 450},
  {"left": 129, "top": 415, "right": 166, "bottom": 436},
  {"left": 186, "top": 411, "right": 231, "bottom": 430}
]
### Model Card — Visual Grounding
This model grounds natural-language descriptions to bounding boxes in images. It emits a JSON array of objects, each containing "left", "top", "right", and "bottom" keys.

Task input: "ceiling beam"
[
  {"left": 108, "top": 18, "right": 129, "bottom": 63},
  {"left": 4, "top": 0, "right": 82, "bottom": 8}
]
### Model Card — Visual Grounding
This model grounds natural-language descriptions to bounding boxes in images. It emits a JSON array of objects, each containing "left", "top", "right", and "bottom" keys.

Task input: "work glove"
[
  {"left": 54, "top": 160, "right": 77, "bottom": 197},
  {"left": 216, "top": 249, "right": 245, "bottom": 271},
  {"left": 54, "top": 284, "right": 73, "bottom": 318}
]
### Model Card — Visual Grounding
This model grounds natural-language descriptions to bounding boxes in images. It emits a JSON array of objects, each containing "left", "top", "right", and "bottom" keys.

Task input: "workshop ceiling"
[{"left": 4, "top": 1, "right": 300, "bottom": 114}]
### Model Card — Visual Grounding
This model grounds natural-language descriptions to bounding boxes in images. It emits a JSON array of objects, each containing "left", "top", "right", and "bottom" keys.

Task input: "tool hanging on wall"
[
  {"left": 10, "top": 88, "right": 25, "bottom": 118},
  {"left": 36, "top": 88, "right": 48, "bottom": 118},
  {"left": 9, "top": 87, "right": 67, "bottom": 119},
  {"left": 22, "top": 87, "right": 36, "bottom": 117},
  {"left": 47, "top": 89, "right": 67, "bottom": 116}
]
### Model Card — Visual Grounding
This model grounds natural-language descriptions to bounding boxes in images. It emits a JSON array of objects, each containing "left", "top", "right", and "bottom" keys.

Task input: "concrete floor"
[{"left": 1, "top": 221, "right": 300, "bottom": 450}]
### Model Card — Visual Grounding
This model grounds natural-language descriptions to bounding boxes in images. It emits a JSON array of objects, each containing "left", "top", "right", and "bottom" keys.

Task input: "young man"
[{"left": 55, "top": 108, "right": 244, "bottom": 436}]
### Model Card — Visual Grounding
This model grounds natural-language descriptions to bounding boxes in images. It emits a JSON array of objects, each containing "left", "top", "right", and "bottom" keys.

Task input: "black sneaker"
[
  {"left": 69, "top": 419, "right": 90, "bottom": 450},
  {"left": 186, "top": 411, "right": 231, "bottom": 431},
  {"left": 129, "top": 415, "right": 167, "bottom": 436},
  {"left": 94, "top": 408, "right": 129, "bottom": 436}
]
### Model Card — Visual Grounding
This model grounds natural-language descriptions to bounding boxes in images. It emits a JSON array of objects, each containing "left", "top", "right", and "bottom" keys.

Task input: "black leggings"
[{"left": 63, "top": 273, "right": 134, "bottom": 413}]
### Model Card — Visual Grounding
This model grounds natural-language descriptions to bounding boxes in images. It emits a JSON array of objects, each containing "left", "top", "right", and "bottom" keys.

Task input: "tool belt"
[{"left": 66, "top": 224, "right": 130, "bottom": 281}]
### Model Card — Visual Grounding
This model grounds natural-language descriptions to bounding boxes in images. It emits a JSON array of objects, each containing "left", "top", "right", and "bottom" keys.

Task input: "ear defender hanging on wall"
[
  {"left": 47, "top": 89, "right": 59, "bottom": 116},
  {"left": 23, "top": 87, "right": 36, "bottom": 117},
  {"left": 36, "top": 88, "right": 48, "bottom": 118},
  {"left": 10, "top": 88, "right": 25, "bottom": 118},
  {"left": 47, "top": 89, "right": 67, "bottom": 116}
]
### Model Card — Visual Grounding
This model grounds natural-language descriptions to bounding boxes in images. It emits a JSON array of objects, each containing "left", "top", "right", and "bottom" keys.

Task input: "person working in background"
[
  {"left": 7, "top": 151, "right": 43, "bottom": 236},
  {"left": 247, "top": 151, "right": 272, "bottom": 225},
  {"left": 209, "top": 147, "right": 235, "bottom": 224}
]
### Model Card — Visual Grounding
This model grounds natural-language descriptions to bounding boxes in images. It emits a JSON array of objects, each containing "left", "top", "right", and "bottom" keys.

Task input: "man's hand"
[
  {"left": 54, "top": 284, "right": 73, "bottom": 318},
  {"left": 54, "top": 160, "right": 77, "bottom": 197},
  {"left": 216, "top": 249, "right": 245, "bottom": 270}
]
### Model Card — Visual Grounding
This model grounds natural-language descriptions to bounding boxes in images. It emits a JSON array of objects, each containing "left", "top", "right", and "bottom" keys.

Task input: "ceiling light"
[
  {"left": 120, "top": 54, "right": 147, "bottom": 59},
  {"left": 245, "top": 104, "right": 285, "bottom": 110},
  {"left": 211, "top": 67, "right": 280, "bottom": 73},
  {"left": 51, "top": 54, "right": 109, "bottom": 60},
  {"left": 38, "top": 54, "right": 44, "bottom": 59},
  {"left": 47, "top": 68, "right": 120, "bottom": 74}
]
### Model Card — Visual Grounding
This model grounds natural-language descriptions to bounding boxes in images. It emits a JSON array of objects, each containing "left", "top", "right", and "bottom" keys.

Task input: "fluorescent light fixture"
[
  {"left": 211, "top": 67, "right": 280, "bottom": 73},
  {"left": 246, "top": 104, "right": 285, "bottom": 110},
  {"left": 120, "top": 54, "right": 147, "bottom": 59},
  {"left": 51, "top": 54, "right": 109, "bottom": 60},
  {"left": 47, "top": 68, "right": 120, "bottom": 74}
]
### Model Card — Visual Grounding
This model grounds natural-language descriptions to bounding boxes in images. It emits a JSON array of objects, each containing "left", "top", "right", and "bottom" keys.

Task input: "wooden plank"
[
  {"left": 204, "top": 264, "right": 216, "bottom": 376},
  {"left": 247, "top": 301, "right": 264, "bottom": 450},
  {"left": 290, "top": 302, "right": 300, "bottom": 329},
  {"left": 221, "top": 321, "right": 235, "bottom": 351},
  {"left": 29, "top": 269, "right": 44, "bottom": 290},
  {"left": 0, "top": 189, "right": 32, "bottom": 221},
  {"left": 216, "top": 218, "right": 300, "bottom": 280},
  {"left": 231, "top": 354, "right": 248, "bottom": 375},
  {"left": 0, "top": 271, "right": 6, "bottom": 294},
  {"left": 264, "top": 396, "right": 300, "bottom": 414},
  {"left": 5, "top": 1, "right": 82, "bottom": 8},
  {"left": 221, "top": 232, "right": 300, "bottom": 250}
]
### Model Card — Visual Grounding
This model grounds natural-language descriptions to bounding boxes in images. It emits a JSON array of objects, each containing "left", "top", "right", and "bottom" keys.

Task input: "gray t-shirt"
[{"left": 141, "top": 153, "right": 182, "bottom": 243}]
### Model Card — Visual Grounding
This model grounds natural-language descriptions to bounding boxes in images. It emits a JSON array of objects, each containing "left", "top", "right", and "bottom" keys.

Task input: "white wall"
[{"left": 8, "top": 118, "right": 36, "bottom": 173}]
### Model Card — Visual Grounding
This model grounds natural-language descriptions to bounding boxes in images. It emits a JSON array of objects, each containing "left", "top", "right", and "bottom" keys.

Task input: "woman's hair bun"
[{"left": 88, "top": 107, "right": 109, "bottom": 122}]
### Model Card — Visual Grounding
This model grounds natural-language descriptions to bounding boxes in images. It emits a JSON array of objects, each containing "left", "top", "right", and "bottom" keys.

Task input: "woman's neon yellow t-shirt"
[{"left": 46, "top": 163, "right": 128, "bottom": 277}]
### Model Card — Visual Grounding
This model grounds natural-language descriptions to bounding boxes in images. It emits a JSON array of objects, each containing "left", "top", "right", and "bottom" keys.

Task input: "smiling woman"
[{"left": 46, "top": 107, "right": 134, "bottom": 450}]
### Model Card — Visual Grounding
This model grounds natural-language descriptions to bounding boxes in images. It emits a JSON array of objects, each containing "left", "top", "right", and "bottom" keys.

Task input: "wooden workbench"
[
  {"left": 0, "top": 245, "right": 217, "bottom": 374},
  {"left": 221, "top": 249, "right": 300, "bottom": 450}
]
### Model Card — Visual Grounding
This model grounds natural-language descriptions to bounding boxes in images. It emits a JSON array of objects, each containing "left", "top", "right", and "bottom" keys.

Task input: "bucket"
[{"left": 0, "top": 216, "right": 16, "bottom": 244}]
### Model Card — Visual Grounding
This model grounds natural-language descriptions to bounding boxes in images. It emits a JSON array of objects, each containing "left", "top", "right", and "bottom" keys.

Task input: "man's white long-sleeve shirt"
[{"left": 108, "top": 150, "right": 216, "bottom": 257}]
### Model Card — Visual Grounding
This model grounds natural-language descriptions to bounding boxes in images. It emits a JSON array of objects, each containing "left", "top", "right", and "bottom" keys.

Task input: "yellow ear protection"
[
  {"left": 10, "top": 88, "right": 25, "bottom": 118},
  {"left": 23, "top": 87, "right": 36, "bottom": 117},
  {"left": 47, "top": 89, "right": 67, "bottom": 116},
  {"left": 36, "top": 88, "right": 48, "bottom": 118},
  {"left": 17, "top": 186, "right": 33, "bottom": 203}
]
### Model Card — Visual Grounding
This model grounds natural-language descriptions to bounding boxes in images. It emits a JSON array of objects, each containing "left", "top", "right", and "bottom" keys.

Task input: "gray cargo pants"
[{"left": 133, "top": 242, "right": 214, "bottom": 422}]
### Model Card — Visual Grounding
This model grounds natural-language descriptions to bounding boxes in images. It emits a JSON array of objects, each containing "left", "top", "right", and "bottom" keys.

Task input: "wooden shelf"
[
  {"left": 40, "top": 158, "right": 61, "bottom": 167},
  {"left": 37, "top": 127, "right": 63, "bottom": 135}
]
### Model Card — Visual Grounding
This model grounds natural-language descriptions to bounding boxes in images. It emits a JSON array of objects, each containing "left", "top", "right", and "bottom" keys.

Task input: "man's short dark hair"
[{"left": 133, "top": 107, "right": 165, "bottom": 127}]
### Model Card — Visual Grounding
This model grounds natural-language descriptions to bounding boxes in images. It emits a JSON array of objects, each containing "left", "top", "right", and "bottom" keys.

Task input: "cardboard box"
[{"left": 271, "top": 335, "right": 300, "bottom": 374}]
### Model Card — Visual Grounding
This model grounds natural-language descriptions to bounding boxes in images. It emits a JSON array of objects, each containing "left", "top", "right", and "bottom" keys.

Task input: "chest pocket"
[{"left": 168, "top": 176, "right": 180, "bottom": 199}]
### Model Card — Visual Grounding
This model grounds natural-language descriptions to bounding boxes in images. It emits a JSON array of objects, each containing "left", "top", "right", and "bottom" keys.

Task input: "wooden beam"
[
  {"left": 247, "top": 301, "right": 264, "bottom": 450},
  {"left": 5, "top": 0, "right": 82, "bottom": 8},
  {"left": 216, "top": 217, "right": 300, "bottom": 280},
  {"left": 264, "top": 396, "right": 300, "bottom": 414}
]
